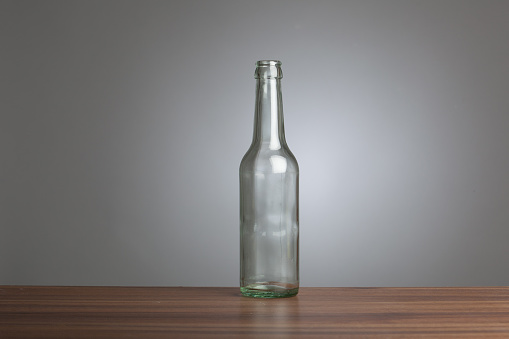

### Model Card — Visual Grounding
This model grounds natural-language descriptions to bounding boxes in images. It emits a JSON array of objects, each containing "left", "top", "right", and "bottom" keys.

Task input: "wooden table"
[{"left": 1, "top": 286, "right": 508, "bottom": 338}]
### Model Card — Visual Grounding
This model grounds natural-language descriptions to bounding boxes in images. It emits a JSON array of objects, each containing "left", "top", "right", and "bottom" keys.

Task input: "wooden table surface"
[{"left": 1, "top": 286, "right": 509, "bottom": 338}]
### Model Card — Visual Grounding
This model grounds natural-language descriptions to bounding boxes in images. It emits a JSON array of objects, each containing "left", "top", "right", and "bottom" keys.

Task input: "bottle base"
[{"left": 240, "top": 283, "right": 298, "bottom": 298}]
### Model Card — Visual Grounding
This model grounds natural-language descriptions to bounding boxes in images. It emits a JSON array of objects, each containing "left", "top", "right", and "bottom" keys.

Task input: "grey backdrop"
[{"left": 2, "top": 0, "right": 509, "bottom": 287}]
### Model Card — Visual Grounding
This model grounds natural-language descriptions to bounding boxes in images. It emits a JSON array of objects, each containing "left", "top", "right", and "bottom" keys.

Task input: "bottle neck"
[{"left": 252, "top": 77, "right": 286, "bottom": 149}]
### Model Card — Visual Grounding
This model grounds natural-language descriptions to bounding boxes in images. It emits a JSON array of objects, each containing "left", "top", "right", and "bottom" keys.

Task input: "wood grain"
[{"left": 1, "top": 286, "right": 508, "bottom": 338}]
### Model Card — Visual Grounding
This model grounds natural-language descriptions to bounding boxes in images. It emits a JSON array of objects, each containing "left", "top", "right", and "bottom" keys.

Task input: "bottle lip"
[
  {"left": 255, "top": 60, "right": 283, "bottom": 79},
  {"left": 256, "top": 60, "right": 282, "bottom": 67}
]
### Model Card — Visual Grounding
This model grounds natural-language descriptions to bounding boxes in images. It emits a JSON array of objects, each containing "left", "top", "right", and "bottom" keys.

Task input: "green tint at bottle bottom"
[{"left": 240, "top": 282, "right": 298, "bottom": 298}]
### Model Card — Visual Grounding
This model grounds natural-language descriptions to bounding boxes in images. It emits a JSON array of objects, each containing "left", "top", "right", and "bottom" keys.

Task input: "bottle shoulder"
[{"left": 240, "top": 145, "right": 299, "bottom": 174}]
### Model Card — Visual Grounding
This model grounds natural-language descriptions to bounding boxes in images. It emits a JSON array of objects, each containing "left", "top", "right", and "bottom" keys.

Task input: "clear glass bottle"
[{"left": 240, "top": 60, "right": 299, "bottom": 298}]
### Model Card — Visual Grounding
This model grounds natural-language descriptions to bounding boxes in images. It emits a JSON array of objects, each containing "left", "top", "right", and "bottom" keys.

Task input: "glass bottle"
[{"left": 240, "top": 60, "right": 299, "bottom": 298}]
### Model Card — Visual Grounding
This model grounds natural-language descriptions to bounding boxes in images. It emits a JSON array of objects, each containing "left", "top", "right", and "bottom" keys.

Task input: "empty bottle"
[{"left": 240, "top": 60, "right": 299, "bottom": 298}]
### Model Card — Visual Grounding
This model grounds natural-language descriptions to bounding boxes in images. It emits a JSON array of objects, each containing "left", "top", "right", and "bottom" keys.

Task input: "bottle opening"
[
  {"left": 256, "top": 60, "right": 282, "bottom": 67},
  {"left": 255, "top": 60, "right": 283, "bottom": 79}
]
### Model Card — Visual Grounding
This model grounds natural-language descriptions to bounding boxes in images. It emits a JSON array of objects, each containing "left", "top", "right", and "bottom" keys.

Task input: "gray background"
[{"left": 2, "top": 0, "right": 508, "bottom": 287}]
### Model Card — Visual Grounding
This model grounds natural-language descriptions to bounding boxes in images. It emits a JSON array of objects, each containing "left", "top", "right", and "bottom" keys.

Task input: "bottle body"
[{"left": 240, "top": 61, "right": 299, "bottom": 298}]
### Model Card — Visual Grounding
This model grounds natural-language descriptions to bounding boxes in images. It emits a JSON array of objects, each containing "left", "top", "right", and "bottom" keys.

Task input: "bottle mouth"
[
  {"left": 256, "top": 60, "right": 282, "bottom": 67},
  {"left": 255, "top": 60, "right": 283, "bottom": 79}
]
